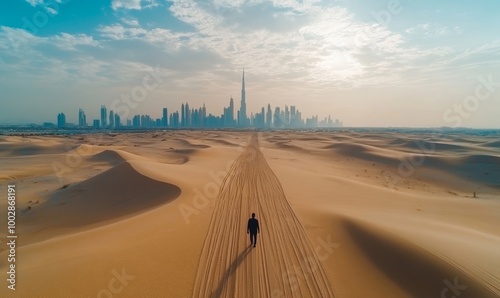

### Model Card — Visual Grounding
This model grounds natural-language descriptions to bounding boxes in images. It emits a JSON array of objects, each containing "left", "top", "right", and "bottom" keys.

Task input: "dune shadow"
[
  {"left": 86, "top": 149, "right": 125, "bottom": 165},
  {"left": 343, "top": 219, "right": 497, "bottom": 297},
  {"left": 26, "top": 162, "right": 182, "bottom": 232},
  {"left": 211, "top": 245, "right": 252, "bottom": 297}
]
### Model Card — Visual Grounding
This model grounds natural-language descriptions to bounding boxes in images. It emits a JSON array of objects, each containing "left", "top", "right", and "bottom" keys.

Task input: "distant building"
[
  {"left": 100, "top": 105, "right": 107, "bottom": 127},
  {"left": 253, "top": 107, "right": 265, "bottom": 128},
  {"left": 171, "top": 111, "right": 179, "bottom": 127},
  {"left": 109, "top": 110, "right": 115, "bottom": 128},
  {"left": 181, "top": 103, "right": 185, "bottom": 127},
  {"left": 185, "top": 103, "right": 190, "bottom": 127},
  {"left": 133, "top": 115, "right": 140, "bottom": 127},
  {"left": 78, "top": 109, "right": 87, "bottom": 127},
  {"left": 229, "top": 97, "right": 234, "bottom": 126},
  {"left": 266, "top": 104, "right": 272, "bottom": 128},
  {"left": 140, "top": 115, "right": 154, "bottom": 127},
  {"left": 93, "top": 119, "right": 100, "bottom": 128},
  {"left": 274, "top": 107, "right": 281, "bottom": 128},
  {"left": 284, "top": 105, "right": 290, "bottom": 127},
  {"left": 162, "top": 108, "right": 168, "bottom": 127},
  {"left": 306, "top": 115, "right": 318, "bottom": 128},
  {"left": 57, "top": 113, "right": 66, "bottom": 128},
  {"left": 238, "top": 70, "right": 247, "bottom": 127},
  {"left": 224, "top": 97, "right": 235, "bottom": 127},
  {"left": 201, "top": 104, "right": 207, "bottom": 127},
  {"left": 114, "top": 113, "right": 121, "bottom": 127}
]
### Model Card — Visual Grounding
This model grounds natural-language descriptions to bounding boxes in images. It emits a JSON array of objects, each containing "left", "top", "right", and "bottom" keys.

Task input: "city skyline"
[
  {"left": 52, "top": 71, "right": 343, "bottom": 129},
  {"left": 1, "top": 1, "right": 500, "bottom": 127}
]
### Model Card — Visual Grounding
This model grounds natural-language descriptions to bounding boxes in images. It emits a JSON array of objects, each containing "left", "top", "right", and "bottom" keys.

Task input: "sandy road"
[{"left": 192, "top": 134, "right": 334, "bottom": 297}]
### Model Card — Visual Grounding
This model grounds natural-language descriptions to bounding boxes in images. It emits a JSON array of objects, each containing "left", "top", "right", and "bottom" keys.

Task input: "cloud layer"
[{"left": 1, "top": 0, "right": 499, "bottom": 126}]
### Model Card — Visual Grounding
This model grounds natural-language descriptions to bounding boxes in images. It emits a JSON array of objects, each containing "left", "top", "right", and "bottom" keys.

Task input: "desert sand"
[{"left": 0, "top": 130, "right": 499, "bottom": 297}]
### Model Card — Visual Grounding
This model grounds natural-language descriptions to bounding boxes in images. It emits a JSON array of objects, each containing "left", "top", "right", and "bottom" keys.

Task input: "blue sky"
[{"left": 1, "top": 0, "right": 499, "bottom": 127}]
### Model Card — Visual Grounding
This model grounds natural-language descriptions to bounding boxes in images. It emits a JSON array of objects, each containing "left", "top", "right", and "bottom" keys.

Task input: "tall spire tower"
[{"left": 239, "top": 69, "right": 247, "bottom": 126}]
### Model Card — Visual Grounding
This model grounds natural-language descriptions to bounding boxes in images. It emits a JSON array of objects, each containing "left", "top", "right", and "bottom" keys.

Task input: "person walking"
[{"left": 247, "top": 213, "right": 260, "bottom": 247}]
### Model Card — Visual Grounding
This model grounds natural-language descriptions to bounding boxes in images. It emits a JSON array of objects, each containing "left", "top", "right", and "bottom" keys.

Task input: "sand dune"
[
  {"left": 0, "top": 130, "right": 499, "bottom": 297},
  {"left": 203, "top": 138, "right": 241, "bottom": 147},
  {"left": 342, "top": 217, "right": 497, "bottom": 297},
  {"left": 267, "top": 132, "right": 500, "bottom": 194},
  {"left": 170, "top": 138, "right": 211, "bottom": 149},
  {"left": 273, "top": 140, "right": 312, "bottom": 154},
  {"left": 0, "top": 138, "right": 76, "bottom": 157},
  {"left": 87, "top": 148, "right": 158, "bottom": 164},
  {"left": 482, "top": 140, "right": 500, "bottom": 148},
  {"left": 87, "top": 149, "right": 127, "bottom": 164},
  {"left": 20, "top": 161, "right": 181, "bottom": 244},
  {"left": 117, "top": 137, "right": 212, "bottom": 164}
]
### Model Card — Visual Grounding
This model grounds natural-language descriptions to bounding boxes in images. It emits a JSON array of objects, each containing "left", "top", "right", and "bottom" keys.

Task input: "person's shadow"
[{"left": 211, "top": 245, "right": 252, "bottom": 297}]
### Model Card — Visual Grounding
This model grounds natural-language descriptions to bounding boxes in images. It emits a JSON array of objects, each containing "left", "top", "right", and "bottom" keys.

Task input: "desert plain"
[{"left": 0, "top": 130, "right": 499, "bottom": 297}]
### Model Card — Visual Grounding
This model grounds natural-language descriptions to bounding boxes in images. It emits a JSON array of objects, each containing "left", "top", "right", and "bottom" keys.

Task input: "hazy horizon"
[{"left": 1, "top": 1, "right": 499, "bottom": 127}]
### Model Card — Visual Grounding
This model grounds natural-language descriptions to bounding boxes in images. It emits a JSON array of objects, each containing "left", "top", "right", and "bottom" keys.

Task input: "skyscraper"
[
  {"left": 78, "top": 109, "right": 87, "bottom": 127},
  {"left": 284, "top": 105, "right": 290, "bottom": 127},
  {"left": 114, "top": 114, "right": 121, "bottom": 127},
  {"left": 239, "top": 69, "right": 247, "bottom": 127},
  {"left": 266, "top": 104, "right": 272, "bottom": 128},
  {"left": 172, "top": 111, "right": 179, "bottom": 127},
  {"left": 290, "top": 106, "right": 296, "bottom": 126},
  {"left": 229, "top": 97, "right": 234, "bottom": 126},
  {"left": 181, "top": 103, "right": 185, "bottom": 127},
  {"left": 259, "top": 107, "right": 266, "bottom": 128},
  {"left": 224, "top": 97, "right": 235, "bottom": 127},
  {"left": 274, "top": 107, "right": 281, "bottom": 128},
  {"left": 57, "top": 113, "right": 66, "bottom": 128},
  {"left": 109, "top": 110, "right": 114, "bottom": 128},
  {"left": 185, "top": 103, "right": 191, "bottom": 127},
  {"left": 162, "top": 108, "right": 168, "bottom": 127},
  {"left": 202, "top": 104, "right": 207, "bottom": 127},
  {"left": 100, "top": 105, "right": 107, "bottom": 127}
]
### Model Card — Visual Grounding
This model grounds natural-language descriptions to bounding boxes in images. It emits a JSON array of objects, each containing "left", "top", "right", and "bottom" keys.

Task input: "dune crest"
[{"left": 22, "top": 161, "right": 181, "bottom": 240}]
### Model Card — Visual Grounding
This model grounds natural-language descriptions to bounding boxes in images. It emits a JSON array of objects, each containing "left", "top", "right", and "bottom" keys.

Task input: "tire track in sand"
[{"left": 192, "top": 134, "right": 334, "bottom": 297}]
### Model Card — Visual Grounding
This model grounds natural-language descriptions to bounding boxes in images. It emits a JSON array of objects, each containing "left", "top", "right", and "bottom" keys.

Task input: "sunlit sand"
[{"left": 0, "top": 130, "right": 499, "bottom": 297}]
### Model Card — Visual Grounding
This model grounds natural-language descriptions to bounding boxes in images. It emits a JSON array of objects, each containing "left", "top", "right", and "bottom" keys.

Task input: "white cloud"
[
  {"left": 212, "top": 0, "right": 246, "bottom": 9},
  {"left": 142, "top": 0, "right": 159, "bottom": 9},
  {"left": 8, "top": 1, "right": 495, "bottom": 90},
  {"left": 406, "top": 23, "right": 463, "bottom": 38},
  {"left": 166, "top": 1, "right": 448, "bottom": 86},
  {"left": 54, "top": 33, "right": 99, "bottom": 50},
  {"left": 111, "top": 0, "right": 159, "bottom": 11},
  {"left": 0, "top": 27, "right": 104, "bottom": 80},
  {"left": 98, "top": 24, "right": 193, "bottom": 51},
  {"left": 112, "top": 0, "right": 141, "bottom": 10},
  {"left": 24, "top": 0, "right": 61, "bottom": 15},
  {"left": 25, "top": 0, "right": 44, "bottom": 6},
  {"left": 121, "top": 17, "right": 140, "bottom": 27},
  {"left": 447, "top": 40, "right": 500, "bottom": 64}
]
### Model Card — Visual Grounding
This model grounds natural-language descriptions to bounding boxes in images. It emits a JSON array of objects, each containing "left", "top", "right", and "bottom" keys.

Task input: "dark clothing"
[
  {"left": 249, "top": 232, "right": 257, "bottom": 246},
  {"left": 247, "top": 218, "right": 259, "bottom": 233},
  {"left": 247, "top": 218, "right": 259, "bottom": 246}
]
